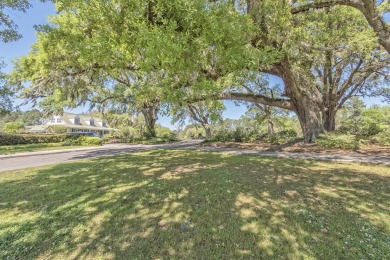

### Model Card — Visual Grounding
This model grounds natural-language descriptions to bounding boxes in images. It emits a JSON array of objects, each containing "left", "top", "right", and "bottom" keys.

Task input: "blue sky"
[{"left": 0, "top": 0, "right": 388, "bottom": 129}]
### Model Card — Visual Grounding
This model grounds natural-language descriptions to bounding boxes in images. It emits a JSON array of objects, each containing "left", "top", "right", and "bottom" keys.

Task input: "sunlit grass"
[
  {"left": 0, "top": 143, "right": 87, "bottom": 155},
  {"left": 0, "top": 150, "right": 389, "bottom": 259}
]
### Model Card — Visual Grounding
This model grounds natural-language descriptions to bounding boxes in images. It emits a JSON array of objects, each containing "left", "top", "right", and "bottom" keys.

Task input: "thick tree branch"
[
  {"left": 337, "top": 59, "right": 364, "bottom": 98},
  {"left": 187, "top": 104, "right": 208, "bottom": 125},
  {"left": 220, "top": 92, "right": 293, "bottom": 110},
  {"left": 185, "top": 90, "right": 292, "bottom": 111},
  {"left": 291, "top": 0, "right": 362, "bottom": 14}
]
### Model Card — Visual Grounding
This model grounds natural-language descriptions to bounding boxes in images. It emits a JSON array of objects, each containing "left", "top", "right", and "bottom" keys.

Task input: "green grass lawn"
[
  {"left": 0, "top": 150, "right": 389, "bottom": 259},
  {"left": 0, "top": 143, "right": 90, "bottom": 155}
]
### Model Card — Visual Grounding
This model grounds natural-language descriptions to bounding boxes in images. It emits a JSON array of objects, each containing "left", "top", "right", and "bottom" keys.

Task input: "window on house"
[
  {"left": 56, "top": 118, "right": 62, "bottom": 123},
  {"left": 90, "top": 118, "right": 95, "bottom": 126},
  {"left": 74, "top": 117, "right": 80, "bottom": 125},
  {"left": 102, "top": 121, "right": 107, "bottom": 127}
]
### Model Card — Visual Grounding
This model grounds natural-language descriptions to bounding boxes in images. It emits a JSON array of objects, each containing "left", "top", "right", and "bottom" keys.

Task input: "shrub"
[
  {"left": 233, "top": 128, "right": 244, "bottom": 142},
  {"left": 3, "top": 122, "right": 25, "bottom": 134},
  {"left": 277, "top": 130, "right": 298, "bottom": 137},
  {"left": 339, "top": 106, "right": 388, "bottom": 137},
  {"left": 260, "top": 130, "right": 298, "bottom": 144},
  {"left": 211, "top": 129, "right": 234, "bottom": 142},
  {"left": 242, "top": 130, "right": 263, "bottom": 143},
  {"left": 80, "top": 137, "right": 103, "bottom": 146},
  {"left": 182, "top": 127, "right": 206, "bottom": 140},
  {"left": 211, "top": 128, "right": 298, "bottom": 144},
  {"left": 156, "top": 126, "right": 176, "bottom": 141},
  {"left": 370, "top": 128, "right": 390, "bottom": 146},
  {"left": 361, "top": 123, "right": 382, "bottom": 137},
  {"left": 117, "top": 126, "right": 139, "bottom": 139},
  {"left": 102, "top": 134, "right": 117, "bottom": 143},
  {"left": 316, "top": 133, "right": 360, "bottom": 149}
]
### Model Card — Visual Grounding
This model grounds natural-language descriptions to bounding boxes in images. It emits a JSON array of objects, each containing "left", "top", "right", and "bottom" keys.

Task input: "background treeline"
[
  {"left": 0, "top": 109, "right": 43, "bottom": 131},
  {"left": 179, "top": 98, "right": 390, "bottom": 147}
]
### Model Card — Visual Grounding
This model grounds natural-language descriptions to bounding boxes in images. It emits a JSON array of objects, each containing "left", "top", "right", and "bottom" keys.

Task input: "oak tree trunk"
[
  {"left": 293, "top": 96, "right": 324, "bottom": 143},
  {"left": 277, "top": 60, "right": 325, "bottom": 143},
  {"left": 265, "top": 107, "right": 275, "bottom": 135},
  {"left": 141, "top": 105, "right": 159, "bottom": 138},
  {"left": 203, "top": 123, "right": 212, "bottom": 139},
  {"left": 323, "top": 106, "right": 337, "bottom": 132},
  {"left": 267, "top": 119, "right": 275, "bottom": 135}
]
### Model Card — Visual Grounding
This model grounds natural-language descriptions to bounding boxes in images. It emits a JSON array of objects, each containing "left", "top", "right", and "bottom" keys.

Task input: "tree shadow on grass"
[{"left": 0, "top": 150, "right": 389, "bottom": 259}]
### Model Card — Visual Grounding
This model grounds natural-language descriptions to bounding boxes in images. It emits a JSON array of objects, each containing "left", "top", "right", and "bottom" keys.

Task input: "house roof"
[
  {"left": 61, "top": 113, "right": 111, "bottom": 129},
  {"left": 63, "top": 113, "right": 104, "bottom": 122},
  {"left": 62, "top": 124, "right": 112, "bottom": 131},
  {"left": 29, "top": 125, "right": 48, "bottom": 132},
  {"left": 28, "top": 113, "right": 115, "bottom": 133}
]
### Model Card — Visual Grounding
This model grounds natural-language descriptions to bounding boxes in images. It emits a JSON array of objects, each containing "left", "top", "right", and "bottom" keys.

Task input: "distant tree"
[
  {"left": 338, "top": 98, "right": 390, "bottom": 136},
  {"left": 0, "top": 110, "right": 21, "bottom": 129},
  {"left": 0, "top": 61, "right": 13, "bottom": 115},
  {"left": 21, "top": 109, "right": 43, "bottom": 125},
  {"left": 155, "top": 124, "right": 175, "bottom": 140},
  {"left": 235, "top": 73, "right": 286, "bottom": 135},
  {"left": 338, "top": 97, "right": 366, "bottom": 134},
  {"left": 179, "top": 124, "right": 206, "bottom": 140},
  {"left": 242, "top": 105, "right": 295, "bottom": 136},
  {"left": 171, "top": 101, "right": 224, "bottom": 139}
]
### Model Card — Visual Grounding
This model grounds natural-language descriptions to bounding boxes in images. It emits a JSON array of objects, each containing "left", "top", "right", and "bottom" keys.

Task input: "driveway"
[{"left": 0, "top": 140, "right": 203, "bottom": 172}]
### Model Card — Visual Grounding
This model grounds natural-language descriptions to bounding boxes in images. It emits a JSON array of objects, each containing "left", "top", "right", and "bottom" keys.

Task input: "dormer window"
[
  {"left": 74, "top": 116, "right": 81, "bottom": 125},
  {"left": 102, "top": 121, "right": 107, "bottom": 127},
  {"left": 50, "top": 116, "right": 62, "bottom": 123},
  {"left": 90, "top": 118, "right": 95, "bottom": 126}
]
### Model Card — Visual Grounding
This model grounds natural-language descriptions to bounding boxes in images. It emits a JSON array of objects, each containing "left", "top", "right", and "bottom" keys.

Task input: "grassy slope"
[
  {"left": 0, "top": 143, "right": 90, "bottom": 155},
  {"left": 0, "top": 150, "right": 389, "bottom": 259}
]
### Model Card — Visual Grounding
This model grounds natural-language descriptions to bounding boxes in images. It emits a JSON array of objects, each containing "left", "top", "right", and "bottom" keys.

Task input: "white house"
[{"left": 29, "top": 113, "right": 113, "bottom": 136}]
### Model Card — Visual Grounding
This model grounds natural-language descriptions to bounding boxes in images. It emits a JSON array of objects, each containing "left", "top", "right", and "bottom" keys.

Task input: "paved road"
[
  {"left": 0, "top": 140, "right": 203, "bottom": 172},
  {"left": 1, "top": 140, "right": 389, "bottom": 172}
]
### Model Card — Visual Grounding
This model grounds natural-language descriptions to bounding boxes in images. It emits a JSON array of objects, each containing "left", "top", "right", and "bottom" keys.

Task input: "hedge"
[
  {"left": 211, "top": 129, "right": 298, "bottom": 144},
  {"left": 0, "top": 134, "right": 82, "bottom": 146}
]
